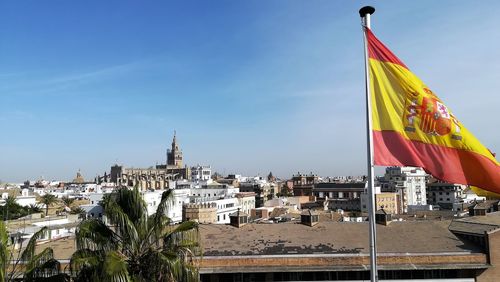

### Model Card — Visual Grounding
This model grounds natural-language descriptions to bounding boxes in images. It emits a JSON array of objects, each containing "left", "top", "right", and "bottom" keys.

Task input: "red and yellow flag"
[{"left": 367, "top": 28, "right": 500, "bottom": 195}]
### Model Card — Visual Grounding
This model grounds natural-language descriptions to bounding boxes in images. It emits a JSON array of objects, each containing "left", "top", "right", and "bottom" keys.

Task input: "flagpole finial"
[{"left": 359, "top": 6, "right": 375, "bottom": 17}]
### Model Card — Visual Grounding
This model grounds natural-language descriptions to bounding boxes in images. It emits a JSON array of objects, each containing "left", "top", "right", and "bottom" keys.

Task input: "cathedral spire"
[
  {"left": 172, "top": 130, "right": 178, "bottom": 150},
  {"left": 167, "top": 130, "right": 183, "bottom": 167}
]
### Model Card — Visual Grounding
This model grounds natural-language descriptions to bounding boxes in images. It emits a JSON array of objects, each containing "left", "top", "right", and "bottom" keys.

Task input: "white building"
[
  {"left": 239, "top": 177, "right": 275, "bottom": 208},
  {"left": 427, "top": 181, "right": 468, "bottom": 211},
  {"left": 190, "top": 183, "right": 239, "bottom": 199},
  {"left": 0, "top": 189, "right": 37, "bottom": 207},
  {"left": 383, "top": 166, "right": 429, "bottom": 213},
  {"left": 142, "top": 190, "right": 165, "bottom": 216},
  {"left": 463, "top": 189, "right": 487, "bottom": 203},
  {"left": 263, "top": 197, "right": 300, "bottom": 212},
  {"left": 191, "top": 165, "right": 212, "bottom": 182},
  {"left": 163, "top": 188, "right": 190, "bottom": 223},
  {"left": 236, "top": 193, "right": 256, "bottom": 215},
  {"left": 9, "top": 215, "right": 80, "bottom": 247},
  {"left": 81, "top": 181, "right": 255, "bottom": 225},
  {"left": 213, "top": 197, "right": 239, "bottom": 224},
  {"left": 81, "top": 193, "right": 106, "bottom": 219}
]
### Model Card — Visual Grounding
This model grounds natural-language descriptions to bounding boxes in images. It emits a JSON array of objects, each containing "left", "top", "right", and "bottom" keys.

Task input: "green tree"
[
  {"left": 5, "top": 196, "right": 17, "bottom": 207},
  {"left": 0, "top": 222, "right": 68, "bottom": 281},
  {"left": 69, "top": 207, "right": 87, "bottom": 219},
  {"left": 61, "top": 197, "right": 75, "bottom": 208},
  {"left": 0, "top": 221, "right": 9, "bottom": 281},
  {"left": 1, "top": 196, "right": 30, "bottom": 220},
  {"left": 28, "top": 204, "right": 43, "bottom": 214},
  {"left": 70, "top": 187, "right": 201, "bottom": 282},
  {"left": 40, "top": 194, "right": 58, "bottom": 216}
]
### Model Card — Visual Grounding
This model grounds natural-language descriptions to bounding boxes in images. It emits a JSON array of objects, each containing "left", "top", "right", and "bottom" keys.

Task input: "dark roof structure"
[
  {"left": 314, "top": 182, "right": 366, "bottom": 190},
  {"left": 449, "top": 211, "right": 500, "bottom": 236}
]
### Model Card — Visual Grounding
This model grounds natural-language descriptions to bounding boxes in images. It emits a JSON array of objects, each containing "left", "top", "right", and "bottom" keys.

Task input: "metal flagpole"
[{"left": 359, "top": 6, "right": 378, "bottom": 282}]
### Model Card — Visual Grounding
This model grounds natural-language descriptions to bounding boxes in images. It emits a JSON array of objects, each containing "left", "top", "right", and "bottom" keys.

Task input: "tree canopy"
[
  {"left": 0, "top": 222, "right": 68, "bottom": 281},
  {"left": 70, "top": 187, "right": 201, "bottom": 282}
]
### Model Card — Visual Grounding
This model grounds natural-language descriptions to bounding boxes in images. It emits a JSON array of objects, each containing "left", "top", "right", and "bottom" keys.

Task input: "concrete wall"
[
  {"left": 183, "top": 204, "right": 217, "bottom": 224},
  {"left": 197, "top": 253, "right": 487, "bottom": 273},
  {"left": 478, "top": 228, "right": 500, "bottom": 282}
]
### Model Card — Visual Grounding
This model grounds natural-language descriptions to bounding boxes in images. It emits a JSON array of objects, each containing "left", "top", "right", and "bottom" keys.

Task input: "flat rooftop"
[
  {"left": 200, "top": 220, "right": 482, "bottom": 257},
  {"left": 449, "top": 211, "right": 500, "bottom": 235}
]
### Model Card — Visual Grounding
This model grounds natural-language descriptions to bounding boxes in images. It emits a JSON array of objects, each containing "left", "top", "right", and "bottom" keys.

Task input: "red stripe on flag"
[
  {"left": 373, "top": 130, "right": 500, "bottom": 194},
  {"left": 366, "top": 29, "right": 408, "bottom": 69}
]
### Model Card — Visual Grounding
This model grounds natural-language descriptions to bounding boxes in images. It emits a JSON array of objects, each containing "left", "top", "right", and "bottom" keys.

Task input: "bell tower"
[{"left": 167, "top": 130, "right": 183, "bottom": 168}]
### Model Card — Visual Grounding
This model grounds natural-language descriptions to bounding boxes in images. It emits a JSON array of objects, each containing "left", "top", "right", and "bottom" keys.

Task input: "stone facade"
[
  {"left": 167, "top": 131, "right": 183, "bottom": 168},
  {"left": 109, "top": 133, "right": 190, "bottom": 190},
  {"left": 292, "top": 173, "right": 319, "bottom": 196},
  {"left": 183, "top": 203, "right": 217, "bottom": 224},
  {"left": 361, "top": 190, "right": 401, "bottom": 215}
]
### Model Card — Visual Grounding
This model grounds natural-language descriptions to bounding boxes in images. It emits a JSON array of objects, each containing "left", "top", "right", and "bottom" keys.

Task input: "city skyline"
[{"left": 2, "top": 1, "right": 500, "bottom": 182}]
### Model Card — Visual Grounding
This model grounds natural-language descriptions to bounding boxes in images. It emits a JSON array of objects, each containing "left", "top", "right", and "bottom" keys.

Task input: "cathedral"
[{"left": 109, "top": 132, "right": 190, "bottom": 190}]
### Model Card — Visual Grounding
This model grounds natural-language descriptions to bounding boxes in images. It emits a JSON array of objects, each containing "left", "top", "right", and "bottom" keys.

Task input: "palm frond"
[
  {"left": 76, "top": 219, "right": 119, "bottom": 251},
  {"left": 70, "top": 249, "right": 102, "bottom": 276},
  {"left": 164, "top": 221, "right": 200, "bottom": 251},
  {"left": 20, "top": 226, "right": 49, "bottom": 262},
  {"left": 103, "top": 251, "right": 131, "bottom": 282},
  {"left": 104, "top": 201, "right": 139, "bottom": 253},
  {"left": 25, "top": 256, "right": 61, "bottom": 281},
  {"left": 0, "top": 221, "right": 10, "bottom": 282},
  {"left": 154, "top": 190, "right": 174, "bottom": 224},
  {"left": 114, "top": 187, "right": 148, "bottom": 226},
  {"left": 72, "top": 187, "right": 201, "bottom": 281}
]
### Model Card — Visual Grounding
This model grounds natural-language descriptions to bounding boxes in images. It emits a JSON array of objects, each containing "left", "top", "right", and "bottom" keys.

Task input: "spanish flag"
[{"left": 367, "top": 28, "right": 500, "bottom": 195}]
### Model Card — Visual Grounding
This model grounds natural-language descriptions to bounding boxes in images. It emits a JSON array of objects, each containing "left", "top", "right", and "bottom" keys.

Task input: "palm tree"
[
  {"left": 3, "top": 196, "right": 17, "bottom": 220},
  {"left": 0, "top": 222, "right": 69, "bottom": 281},
  {"left": 40, "top": 194, "right": 58, "bottom": 216},
  {"left": 69, "top": 207, "right": 87, "bottom": 219},
  {"left": 28, "top": 204, "right": 43, "bottom": 214},
  {"left": 61, "top": 197, "right": 75, "bottom": 209},
  {"left": 0, "top": 221, "right": 9, "bottom": 281},
  {"left": 1, "top": 196, "right": 29, "bottom": 220},
  {"left": 5, "top": 195, "right": 17, "bottom": 207},
  {"left": 70, "top": 187, "right": 200, "bottom": 281}
]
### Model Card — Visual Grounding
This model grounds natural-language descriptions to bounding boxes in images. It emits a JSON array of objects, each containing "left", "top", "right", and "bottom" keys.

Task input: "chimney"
[
  {"left": 301, "top": 209, "right": 319, "bottom": 227},
  {"left": 375, "top": 209, "right": 392, "bottom": 225},
  {"left": 229, "top": 208, "right": 249, "bottom": 228}
]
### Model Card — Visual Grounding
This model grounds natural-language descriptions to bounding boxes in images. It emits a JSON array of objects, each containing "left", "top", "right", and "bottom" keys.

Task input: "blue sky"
[{"left": 1, "top": 1, "right": 500, "bottom": 182}]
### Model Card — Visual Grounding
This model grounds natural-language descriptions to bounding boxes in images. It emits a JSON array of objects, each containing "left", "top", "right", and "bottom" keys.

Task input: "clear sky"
[{"left": 1, "top": 1, "right": 500, "bottom": 182}]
